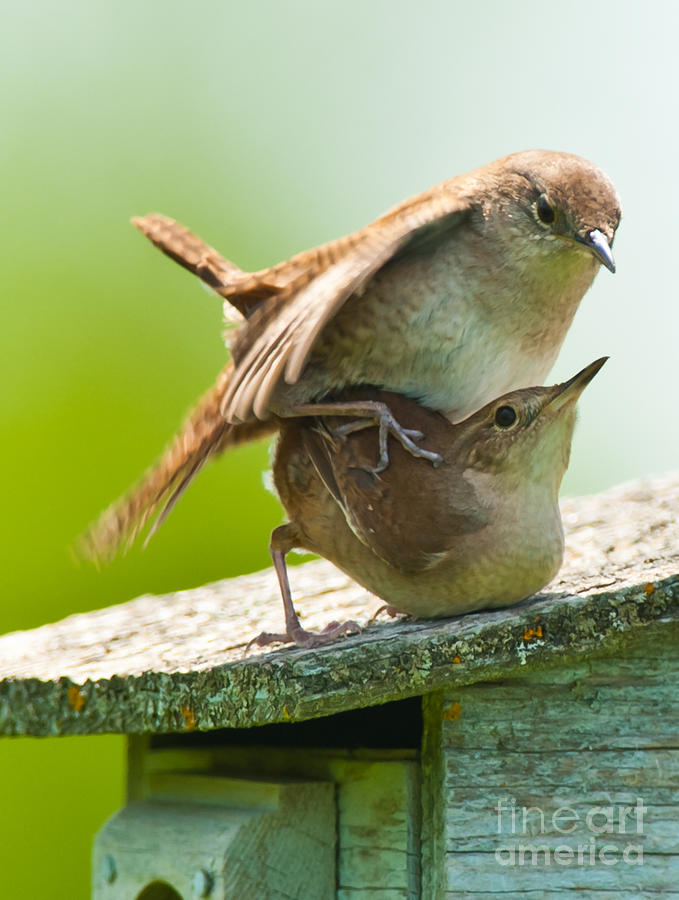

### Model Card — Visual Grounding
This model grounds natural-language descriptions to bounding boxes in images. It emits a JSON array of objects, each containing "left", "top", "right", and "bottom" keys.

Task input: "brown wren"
[{"left": 257, "top": 358, "right": 607, "bottom": 648}]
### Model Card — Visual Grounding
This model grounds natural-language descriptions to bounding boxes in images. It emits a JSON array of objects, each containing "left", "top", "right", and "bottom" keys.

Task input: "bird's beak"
[
  {"left": 548, "top": 357, "right": 608, "bottom": 412},
  {"left": 575, "top": 229, "right": 616, "bottom": 273}
]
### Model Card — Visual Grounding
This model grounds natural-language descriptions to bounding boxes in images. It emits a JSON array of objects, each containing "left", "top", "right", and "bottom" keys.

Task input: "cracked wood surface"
[{"left": 0, "top": 473, "right": 678, "bottom": 737}]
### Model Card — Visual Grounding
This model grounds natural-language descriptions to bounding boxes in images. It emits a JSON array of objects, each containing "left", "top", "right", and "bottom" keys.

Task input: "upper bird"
[{"left": 84, "top": 150, "right": 620, "bottom": 556}]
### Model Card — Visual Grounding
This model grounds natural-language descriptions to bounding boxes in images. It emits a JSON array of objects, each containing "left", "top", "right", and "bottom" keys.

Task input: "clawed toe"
[
  {"left": 375, "top": 410, "right": 442, "bottom": 471},
  {"left": 333, "top": 420, "right": 370, "bottom": 439},
  {"left": 319, "top": 619, "right": 361, "bottom": 638},
  {"left": 246, "top": 619, "right": 362, "bottom": 652},
  {"left": 294, "top": 619, "right": 361, "bottom": 647},
  {"left": 245, "top": 630, "right": 290, "bottom": 653},
  {"left": 290, "top": 400, "right": 442, "bottom": 473},
  {"left": 370, "top": 604, "right": 406, "bottom": 622},
  {"left": 390, "top": 424, "right": 441, "bottom": 465}
]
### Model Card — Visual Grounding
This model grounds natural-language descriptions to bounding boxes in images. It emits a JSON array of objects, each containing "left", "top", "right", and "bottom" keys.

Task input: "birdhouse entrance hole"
[{"left": 135, "top": 883, "right": 182, "bottom": 900}]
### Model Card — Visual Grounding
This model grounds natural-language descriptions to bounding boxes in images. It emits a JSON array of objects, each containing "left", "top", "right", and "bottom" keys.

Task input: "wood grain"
[{"left": 1, "top": 473, "right": 678, "bottom": 736}]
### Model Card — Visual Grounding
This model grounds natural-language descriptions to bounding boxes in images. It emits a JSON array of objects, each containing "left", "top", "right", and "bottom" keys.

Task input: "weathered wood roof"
[{"left": 1, "top": 473, "right": 678, "bottom": 737}]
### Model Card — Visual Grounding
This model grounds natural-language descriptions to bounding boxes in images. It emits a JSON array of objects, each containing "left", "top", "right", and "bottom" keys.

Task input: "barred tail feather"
[{"left": 131, "top": 213, "right": 245, "bottom": 294}]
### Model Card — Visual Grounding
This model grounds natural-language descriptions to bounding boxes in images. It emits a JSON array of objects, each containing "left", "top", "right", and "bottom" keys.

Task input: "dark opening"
[
  {"left": 151, "top": 695, "right": 422, "bottom": 751},
  {"left": 135, "top": 882, "right": 183, "bottom": 900}
]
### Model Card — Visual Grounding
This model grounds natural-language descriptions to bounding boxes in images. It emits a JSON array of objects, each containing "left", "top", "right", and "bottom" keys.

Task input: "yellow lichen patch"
[
  {"left": 67, "top": 685, "right": 86, "bottom": 713},
  {"left": 281, "top": 705, "right": 292, "bottom": 722},
  {"left": 443, "top": 701, "right": 462, "bottom": 721},
  {"left": 523, "top": 624, "right": 543, "bottom": 642},
  {"left": 180, "top": 705, "right": 197, "bottom": 731},
  {"left": 644, "top": 583, "right": 655, "bottom": 596}
]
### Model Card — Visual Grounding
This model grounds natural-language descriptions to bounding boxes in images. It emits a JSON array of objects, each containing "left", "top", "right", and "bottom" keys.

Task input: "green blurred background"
[{"left": 1, "top": 1, "right": 676, "bottom": 895}]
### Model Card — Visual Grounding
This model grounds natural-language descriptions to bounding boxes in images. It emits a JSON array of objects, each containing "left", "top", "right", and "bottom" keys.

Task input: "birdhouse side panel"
[{"left": 440, "top": 639, "right": 679, "bottom": 896}]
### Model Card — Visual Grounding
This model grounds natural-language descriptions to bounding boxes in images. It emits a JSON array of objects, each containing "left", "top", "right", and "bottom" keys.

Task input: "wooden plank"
[
  {"left": 444, "top": 853, "right": 679, "bottom": 894},
  {"left": 446, "top": 894, "right": 679, "bottom": 900},
  {"left": 336, "top": 760, "right": 420, "bottom": 897},
  {"left": 93, "top": 776, "right": 336, "bottom": 899},
  {"left": 445, "top": 790, "right": 679, "bottom": 852},
  {"left": 441, "top": 648, "right": 679, "bottom": 753},
  {"left": 1, "top": 472, "right": 679, "bottom": 736},
  {"left": 140, "top": 744, "right": 420, "bottom": 897},
  {"left": 446, "top": 750, "right": 679, "bottom": 853},
  {"left": 421, "top": 692, "right": 446, "bottom": 900},
  {"left": 439, "top": 633, "right": 679, "bottom": 895}
]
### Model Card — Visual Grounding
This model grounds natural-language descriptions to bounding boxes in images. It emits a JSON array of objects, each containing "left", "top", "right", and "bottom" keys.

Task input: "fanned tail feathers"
[{"left": 79, "top": 364, "right": 275, "bottom": 562}]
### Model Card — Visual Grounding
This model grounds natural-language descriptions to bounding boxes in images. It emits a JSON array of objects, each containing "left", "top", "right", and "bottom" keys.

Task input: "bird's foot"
[
  {"left": 247, "top": 618, "right": 361, "bottom": 651},
  {"left": 287, "top": 400, "right": 442, "bottom": 474},
  {"left": 332, "top": 407, "right": 442, "bottom": 474}
]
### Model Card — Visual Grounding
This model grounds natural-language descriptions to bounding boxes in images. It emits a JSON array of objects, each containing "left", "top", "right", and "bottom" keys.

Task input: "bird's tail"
[
  {"left": 132, "top": 214, "right": 285, "bottom": 320},
  {"left": 132, "top": 213, "right": 245, "bottom": 295},
  {"left": 79, "top": 362, "right": 276, "bottom": 562}
]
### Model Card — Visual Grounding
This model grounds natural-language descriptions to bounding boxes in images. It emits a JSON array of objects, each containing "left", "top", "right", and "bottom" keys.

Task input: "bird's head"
[
  {"left": 483, "top": 150, "right": 621, "bottom": 273},
  {"left": 457, "top": 357, "right": 608, "bottom": 489}
]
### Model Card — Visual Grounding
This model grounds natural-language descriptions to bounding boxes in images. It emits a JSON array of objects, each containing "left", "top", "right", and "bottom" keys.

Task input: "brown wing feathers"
[{"left": 84, "top": 189, "right": 469, "bottom": 557}]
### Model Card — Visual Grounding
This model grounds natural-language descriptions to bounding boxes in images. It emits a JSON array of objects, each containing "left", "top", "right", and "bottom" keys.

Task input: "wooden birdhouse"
[{"left": 1, "top": 474, "right": 678, "bottom": 898}]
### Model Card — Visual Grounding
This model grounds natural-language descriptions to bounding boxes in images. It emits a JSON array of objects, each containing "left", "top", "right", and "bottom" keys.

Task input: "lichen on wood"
[{"left": 0, "top": 473, "right": 678, "bottom": 737}]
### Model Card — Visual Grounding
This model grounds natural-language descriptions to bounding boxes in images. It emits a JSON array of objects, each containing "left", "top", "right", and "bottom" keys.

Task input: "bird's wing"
[
  {"left": 302, "top": 391, "right": 486, "bottom": 573},
  {"left": 222, "top": 184, "right": 473, "bottom": 421}
]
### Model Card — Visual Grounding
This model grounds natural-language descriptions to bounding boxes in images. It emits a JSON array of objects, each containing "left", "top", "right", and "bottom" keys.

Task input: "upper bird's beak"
[
  {"left": 548, "top": 357, "right": 608, "bottom": 412},
  {"left": 575, "top": 229, "right": 616, "bottom": 273}
]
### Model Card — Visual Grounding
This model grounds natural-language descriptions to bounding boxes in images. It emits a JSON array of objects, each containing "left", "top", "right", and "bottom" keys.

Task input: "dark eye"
[
  {"left": 536, "top": 194, "right": 556, "bottom": 225},
  {"left": 495, "top": 405, "right": 517, "bottom": 428}
]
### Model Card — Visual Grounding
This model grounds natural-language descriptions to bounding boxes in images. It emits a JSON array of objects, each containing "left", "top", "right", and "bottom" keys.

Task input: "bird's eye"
[
  {"left": 494, "top": 405, "right": 518, "bottom": 428},
  {"left": 535, "top": 194, "right": 556, "bottom": 226}
]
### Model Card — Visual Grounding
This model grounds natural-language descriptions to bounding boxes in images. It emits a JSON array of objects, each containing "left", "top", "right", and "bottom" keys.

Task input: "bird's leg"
[
  {"left": 285, "top": 400, "right": 443, "bottom": 474},
  {"left": 248, "top": 525, "right": 361, "bottom": 650}
]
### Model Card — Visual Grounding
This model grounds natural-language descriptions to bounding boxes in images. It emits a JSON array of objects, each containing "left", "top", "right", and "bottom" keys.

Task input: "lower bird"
[{"left": 256, "top": 358, "right": 607, "bottom": 648}]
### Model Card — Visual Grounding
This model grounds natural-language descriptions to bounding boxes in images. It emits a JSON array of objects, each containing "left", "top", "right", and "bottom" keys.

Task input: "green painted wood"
[
  {"left": 445, "top": 892, "right": 679, "bottom": 900},
  {"left": 141, "top": 744, "right": 420, "bottom": 897},
  {"left": 443, "top": 660, "right": 679, "bottom": 752},
  {"left": 445, "top": 855, "right": 679, "bottom": 894},
  {"left": 440, "top": 638, "right": 679, "bottom": 895},
  {"left": 336, "top": 761, "right": 420, "bottom": 898},
  {"left": 421, "top": 692, "right": 446, "bottom": 900},
  {"left": 446, "top": 894, "right": 679, "bottom": 900},
  {"left": 93, "top": 775, "right": 336, "bottom": 899}
]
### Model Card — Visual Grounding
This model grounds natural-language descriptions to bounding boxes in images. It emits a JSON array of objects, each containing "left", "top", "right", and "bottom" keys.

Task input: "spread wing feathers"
[
  {"left": 78, "top": 363, "right": 275, "bottom": 562},
  {"left": 223, "top": 191, "right": 471, "bottom": 422},
  {"left": 134, "top": 183, "right": 472, "bottom": 425}
]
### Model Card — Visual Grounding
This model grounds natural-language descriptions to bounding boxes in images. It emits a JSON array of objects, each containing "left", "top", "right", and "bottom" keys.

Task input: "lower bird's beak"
[
  {"left": 549, "top": 357, "right": 608, "bottom": 411},
  {"left": 576, "top": 229, "right": 616, "bottom": 273}
]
